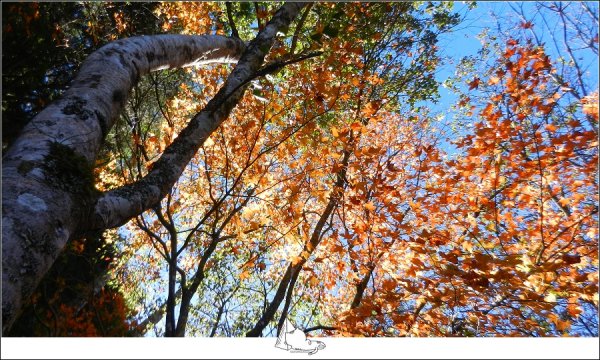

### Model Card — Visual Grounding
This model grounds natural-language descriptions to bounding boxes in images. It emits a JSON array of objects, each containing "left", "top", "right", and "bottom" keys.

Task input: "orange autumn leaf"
[
  {"left": 520, "top": 21, "right": 533, "bottom": 29},
  {"left": 239, "top": 270, "right": 251, "bottom": 280},
  {"left": 350, "top": 122, "right": 363, "bottom": 132},
  {"left": 468, "top": 77, "right": 481, "bottom": 90},
  {"left": 331, "top": 126, "right": 339, "bottom": 137}
]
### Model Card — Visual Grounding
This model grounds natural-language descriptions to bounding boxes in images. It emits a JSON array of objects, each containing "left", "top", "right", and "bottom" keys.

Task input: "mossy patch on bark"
[
  {"left": 43, "top": 142, "right": 100, "bottom": 201},
  {"left": 17, "top": 160, "right": 35, "bottom": 176},
  {"left": 61, "top": 96, "right": 94, "bottom": 121}
]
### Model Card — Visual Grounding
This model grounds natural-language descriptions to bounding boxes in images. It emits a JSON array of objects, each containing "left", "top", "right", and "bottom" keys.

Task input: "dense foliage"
[{"left": 3, "top": 1, "right": 598, "bottom": 337}]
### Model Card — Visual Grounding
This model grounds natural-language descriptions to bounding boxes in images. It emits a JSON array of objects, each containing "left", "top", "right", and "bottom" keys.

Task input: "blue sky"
[
  {"left": 435, "top": 1, "right": 599, "bottom": 98},
  {"left": 423, "top": 1, "right": 599, "bottom": 157}
]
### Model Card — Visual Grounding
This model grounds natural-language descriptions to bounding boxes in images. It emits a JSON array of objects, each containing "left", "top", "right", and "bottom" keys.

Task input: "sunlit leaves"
[{"left": 88, "top": 1, "right": 599, "bottom": 338}]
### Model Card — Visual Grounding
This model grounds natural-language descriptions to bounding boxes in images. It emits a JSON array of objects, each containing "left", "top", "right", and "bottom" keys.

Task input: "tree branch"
[
  {"left": 290, "top": 3, "right": 313, "bottom": 55},
  {"left": 246, "top": 135, "right": 353, "bottom": 337},
  {"left": 92, "top": 2, "right": 307, "bottom": 231},
  {"left": 304, "top": 325, "right": 339, "bottom": 334},
  {"left": 254, "top": 2, "right": 264, "bottom": 31},
  {"left": 225, "top": 2, "right": 240, "bottom": 39}
]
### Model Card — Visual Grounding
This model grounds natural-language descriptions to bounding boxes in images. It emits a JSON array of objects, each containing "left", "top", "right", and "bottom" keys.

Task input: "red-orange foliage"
[
  {"left": 52, "top": 288, "right": 140, "bottom": 337},
  {"left": 94, "top": 3, "right": 597, "bottom": 337},
  {"left": 332, "top": 42, "right": 598, "bottom": 337}
]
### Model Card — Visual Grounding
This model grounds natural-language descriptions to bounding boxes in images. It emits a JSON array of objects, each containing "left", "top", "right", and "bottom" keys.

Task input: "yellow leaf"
[
  {"left": 331, "top": 127, "right": 339, "bottom": 138},
  {"left": 240, "top": 270, "right": 251, "bottom": 280},
  {"left": 364, "top": 202, "right": 376, "bottom": 212},
  {"left": 462, "top": 240, "right": 473, "bottom": 253},
  {"left": 488, "top": 76, "right": 500, "bottom": 85}
]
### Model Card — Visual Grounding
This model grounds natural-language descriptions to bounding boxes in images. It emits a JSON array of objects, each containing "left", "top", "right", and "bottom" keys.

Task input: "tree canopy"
[{"left": 2, "top": 1, "right": 598, "bottom": 340}]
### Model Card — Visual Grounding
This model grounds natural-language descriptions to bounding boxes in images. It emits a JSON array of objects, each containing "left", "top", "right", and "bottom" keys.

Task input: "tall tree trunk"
[
  {"left": 2, "top": 1, "right": 305, "bottom": 334},
  {"left": 2, "top": 34, "right": 243, "bottom": 334},
  {"left": 246, "top": 141, "right": 353, "bottom": 337},
  {"left": 350, "top": 265, "right": 375, "bottom": 309},
  {"left": 164, "top": 250, "right": 178, "bottom": 337},
  {"left": 135, "top": 287, "right": 182, "bottom": 336}
]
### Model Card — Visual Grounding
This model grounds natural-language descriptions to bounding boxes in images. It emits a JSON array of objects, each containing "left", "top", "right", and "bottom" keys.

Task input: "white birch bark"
[
  {"left": 2, "top": 1, "right": 306, "bottom": 335},
  {"left": 2, "top": 34, "right": 245, "bottom": 333}
]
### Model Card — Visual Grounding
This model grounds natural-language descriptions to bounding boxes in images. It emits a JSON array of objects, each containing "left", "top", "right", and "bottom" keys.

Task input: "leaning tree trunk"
[
  {"left": 1, "top": 34, "right": 243, "bottom": 333},
  {"left": 2, "top": 2, "right": 305, "bottom": 334}
]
